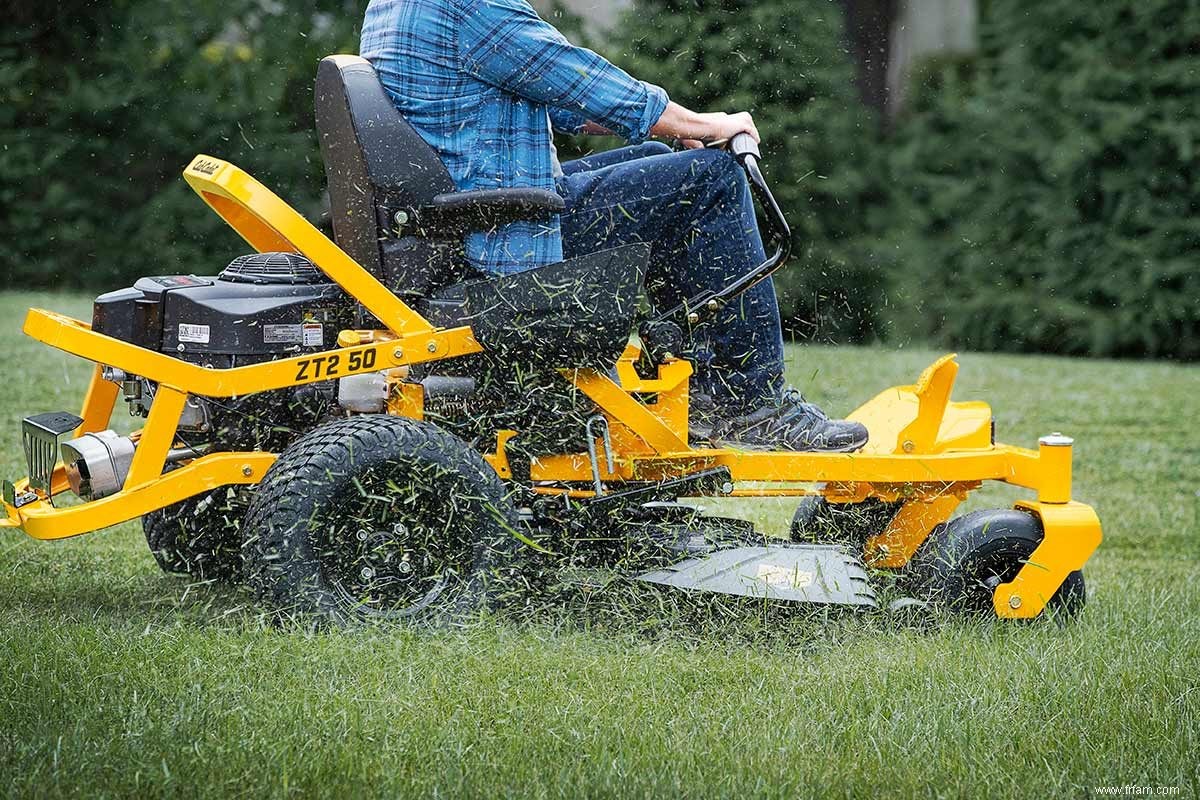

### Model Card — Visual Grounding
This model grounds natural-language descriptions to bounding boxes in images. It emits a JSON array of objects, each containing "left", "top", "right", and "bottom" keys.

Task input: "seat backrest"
[{"left": 314, "top": 55, "right": 457, "bottom": 287}]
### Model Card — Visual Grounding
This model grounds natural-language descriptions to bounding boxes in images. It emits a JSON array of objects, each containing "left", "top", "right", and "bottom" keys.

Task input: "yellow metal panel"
[
  {"left": 994, "top": 501, "right": 1102, "bottom": 618},
  {"left": 77, "top": 365, "right": 119, "bottom": 436},
  {"left": 388, "top": 381, "right": 425, "bottom": 420},
  {"left": 864, "top": 493, "right": 961, "bottom": 567},
  {"left": 12, "top": 453, "right": 276, "bottom": 540},
  {"left": 182, "top": 155, "right": 433, "bottom": 336},
  {"left": 23, "top": 309, "right": 481, "bottom": 399},
  {"left": 933, "top": 402, "right": 993, "bottom": 452},
  {"left": 849, "top": 387, "right": 920, "bottom": 454},
  {"left": 123, "top": 386, "right": 187, "bottom": 489}
]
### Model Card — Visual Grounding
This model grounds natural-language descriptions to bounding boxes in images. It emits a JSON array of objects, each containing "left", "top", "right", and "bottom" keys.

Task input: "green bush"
[
  {"left": 610, "top": 0, "right": 889, "bottom": 342},
  {"left": 0, "top": 1, "right": 359, "bottom": 291},
  {"left": 7, "top": 1, "right": 1194, "bottom": 360},
  {"left": 887, "top": 1, "right": 1200, "bottom": 359}
]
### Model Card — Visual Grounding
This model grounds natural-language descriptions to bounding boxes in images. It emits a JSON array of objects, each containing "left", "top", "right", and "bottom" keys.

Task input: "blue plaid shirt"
[{"left": 360, "top": 0, "right": 669, "bottom": 275}]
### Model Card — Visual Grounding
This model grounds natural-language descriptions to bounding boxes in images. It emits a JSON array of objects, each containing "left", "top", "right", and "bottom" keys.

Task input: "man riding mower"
[{"left": 0, "top": 1, "right": 1101, "bottom": 625}]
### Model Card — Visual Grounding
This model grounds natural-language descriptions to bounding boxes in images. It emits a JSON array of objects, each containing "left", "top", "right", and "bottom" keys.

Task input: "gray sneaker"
[{"left": 707, "top": 388, "right": 869, "bottom": 453}]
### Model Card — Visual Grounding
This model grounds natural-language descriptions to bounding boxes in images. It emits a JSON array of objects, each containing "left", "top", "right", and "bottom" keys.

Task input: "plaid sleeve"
[
  {"left": 456, "top": 0, "right": 669, "bottom": 143},
  {"left": 548, "top": 105, "right": 588, "bottom": 135}
]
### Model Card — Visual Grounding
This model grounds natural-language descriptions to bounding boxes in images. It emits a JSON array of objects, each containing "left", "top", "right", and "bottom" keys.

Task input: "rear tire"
[
  {"left": 142, "top": 487, "right": 247, "bottom": 581},
  {"left": 908, "top": 508, "right": 1086, "bottom": 618},
  {"left": 241, "top": 415, "right": 524, "bottom": 626}
]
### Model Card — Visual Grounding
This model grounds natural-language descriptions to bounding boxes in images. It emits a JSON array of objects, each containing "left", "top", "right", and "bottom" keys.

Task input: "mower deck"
[{"left": 639, "top": 543, "right": 878, "bottom": 608}]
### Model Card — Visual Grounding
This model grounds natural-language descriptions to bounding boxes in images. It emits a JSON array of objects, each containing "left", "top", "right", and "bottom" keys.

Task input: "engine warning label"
[
  {"left": 263, "top": 324, "right": 303, "bottom": 344},
  {"left": 302, "top": 323, "right": 324, "bottom": 347},
  {"left": 178, "top": 323, "right": 210, "bottom": 344}
]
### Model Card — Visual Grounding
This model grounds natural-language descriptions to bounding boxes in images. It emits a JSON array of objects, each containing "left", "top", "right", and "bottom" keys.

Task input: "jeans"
[{"left": 556, "top": 142, "right": 785, "bottom": 414}]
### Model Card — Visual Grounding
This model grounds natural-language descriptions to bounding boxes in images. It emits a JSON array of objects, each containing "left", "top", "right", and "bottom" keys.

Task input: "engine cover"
[{"left": 92, "top": 254, "right": 353, "bottom": 362}]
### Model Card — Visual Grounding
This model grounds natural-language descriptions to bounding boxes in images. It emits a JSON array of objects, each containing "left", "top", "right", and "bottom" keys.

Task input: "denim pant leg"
[
  {"left": 560, "top": 142, "right": 675, "bottom": 175},
  {"left": 557, "top": 146, "right": 785, "bottom": 413}
]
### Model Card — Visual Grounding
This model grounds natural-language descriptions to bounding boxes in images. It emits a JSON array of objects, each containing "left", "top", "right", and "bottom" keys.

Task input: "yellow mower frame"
[{"left": 1, "top": 155, "right": 1102, "bottom": 619}]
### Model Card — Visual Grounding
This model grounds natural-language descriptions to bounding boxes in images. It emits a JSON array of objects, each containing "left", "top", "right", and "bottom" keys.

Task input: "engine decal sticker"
[
  {"left": 302, "top": 323, "right": 324, "bottom": 347},
  {"left": 177, "top": 323, "right": 211, "bottom": 344},
  {"left": 263, "top": 324, "right": 303, "bottom": 344}
]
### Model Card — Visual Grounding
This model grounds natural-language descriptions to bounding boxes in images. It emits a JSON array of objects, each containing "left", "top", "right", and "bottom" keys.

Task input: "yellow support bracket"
[
  {"left": 77, "top": 364, "right": 120, "bottom": 436},
  {"left": 6, "top": 453, "right": 276, "bottom": 540},
  {"left": 123, "top": 386, "right": 187, "bottom": 489},
  {"left": 23, "top": 309, "right": 481, "bottom": 399},
  {"left": 994, "top": 501, "right": 1102, "bottom": 619},
  {"left": 183, "top": 154, "right": 432, "bottom": 336},
  {"left": 566, "top": 368, "right": 689, "bottom": 455},
  {"left": 864, "top": 493, "right": 962, "bottom": 567}
]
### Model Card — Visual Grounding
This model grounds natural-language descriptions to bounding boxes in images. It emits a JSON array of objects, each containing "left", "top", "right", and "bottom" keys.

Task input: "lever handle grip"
[{"left": 729, "top": 132, "right": 761, "bottom": 162}]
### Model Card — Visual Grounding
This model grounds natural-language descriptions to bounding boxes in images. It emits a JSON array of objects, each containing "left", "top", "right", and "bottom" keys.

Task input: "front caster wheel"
[
  {"left": 241, "top": 415, "right": 524, "bottom": 626},
  {"left": 907, "top": 508, "right": 1086, "bottom": 618}
]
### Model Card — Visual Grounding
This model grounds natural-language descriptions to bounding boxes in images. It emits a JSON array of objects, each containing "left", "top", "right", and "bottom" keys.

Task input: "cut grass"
[{"left": 1, "top": 291, "right": 1198, "bottom": 799}]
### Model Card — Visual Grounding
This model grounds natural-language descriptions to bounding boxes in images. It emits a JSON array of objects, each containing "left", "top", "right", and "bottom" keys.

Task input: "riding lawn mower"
[{"left": 0, "top": 56, "right": 1102, "bottom": 624}]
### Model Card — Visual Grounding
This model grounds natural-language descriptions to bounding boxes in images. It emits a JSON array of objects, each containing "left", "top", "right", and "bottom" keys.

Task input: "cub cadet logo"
[{"left": 190, "top": 158, "right": 222, "bottom": 176}]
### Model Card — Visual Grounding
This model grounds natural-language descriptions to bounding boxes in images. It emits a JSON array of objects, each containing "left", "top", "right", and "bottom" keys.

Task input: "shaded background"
[{"left": 1, "top": 0, "right": 1196, "bottom": 359}]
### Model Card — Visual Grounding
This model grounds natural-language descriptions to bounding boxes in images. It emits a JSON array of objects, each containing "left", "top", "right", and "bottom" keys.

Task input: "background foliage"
[
  {"left": 1, "top": 0, "right": 1196, "bottom": 358},
  {"left": 0, "top": 0, "right": 359, "bottom": 291},
  {"left": 884, "top": 0, "right": 1200, "bottom": 359}
]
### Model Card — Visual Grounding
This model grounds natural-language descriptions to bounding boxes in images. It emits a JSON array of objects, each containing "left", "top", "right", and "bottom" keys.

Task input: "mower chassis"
[{"left": 1, "top": 156, "right": 1102, "bottom": 620}]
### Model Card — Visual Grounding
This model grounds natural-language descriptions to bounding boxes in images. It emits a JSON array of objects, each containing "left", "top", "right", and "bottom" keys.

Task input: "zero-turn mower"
[{"left": 1, "top": 56, "right": 1101, "bottom": 624}]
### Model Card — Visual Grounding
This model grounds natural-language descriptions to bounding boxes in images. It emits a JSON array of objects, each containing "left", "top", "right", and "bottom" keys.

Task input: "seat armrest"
[{"left": 417, "top": 188, "right": 566, "bottom": 234}]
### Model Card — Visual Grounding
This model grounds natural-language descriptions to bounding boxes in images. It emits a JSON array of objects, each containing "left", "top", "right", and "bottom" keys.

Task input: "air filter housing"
[{"left": 219, "top": 252, "right": 326, "bottom": 285}]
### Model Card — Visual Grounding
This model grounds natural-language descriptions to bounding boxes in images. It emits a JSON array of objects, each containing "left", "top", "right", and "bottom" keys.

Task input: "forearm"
[
  {"left": 649, "top": 102, "right": 760, "bottom": 144},
  {"left": 649, "top": 102, "right": 710, "bottom": 140},
  {"left": 570, "top": 106, "right": 707, "bottom": 140}
]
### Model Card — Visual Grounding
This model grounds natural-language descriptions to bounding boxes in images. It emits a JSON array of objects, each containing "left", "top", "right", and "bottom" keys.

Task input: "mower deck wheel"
[
  {"left": 240, "top": 415, "right": 524, "bottom": 626},
  {"left": 907, "top": 508, "right": 1086, "bottom": 618}
]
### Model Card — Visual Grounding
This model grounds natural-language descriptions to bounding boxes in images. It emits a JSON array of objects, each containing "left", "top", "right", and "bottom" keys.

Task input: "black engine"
[
  {"left": 93, "top": 252, "right": 352, "bottom": 364},
  {"left": 92, "top": 252, "right": 355, "bottom": 450}
]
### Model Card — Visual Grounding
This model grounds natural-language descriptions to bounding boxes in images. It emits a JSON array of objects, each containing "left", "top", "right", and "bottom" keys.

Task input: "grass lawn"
[{"left": 1, "top": 291, "right": 1197, "bottom": 799}]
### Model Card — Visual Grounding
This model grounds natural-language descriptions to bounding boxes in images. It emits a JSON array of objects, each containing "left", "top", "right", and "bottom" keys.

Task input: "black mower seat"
[
  {"left": 314, "top": 54, "right": 650, "bottom": 367},
  {"left": 316, "top": 54, "right": 457, "bottom": 296}
]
